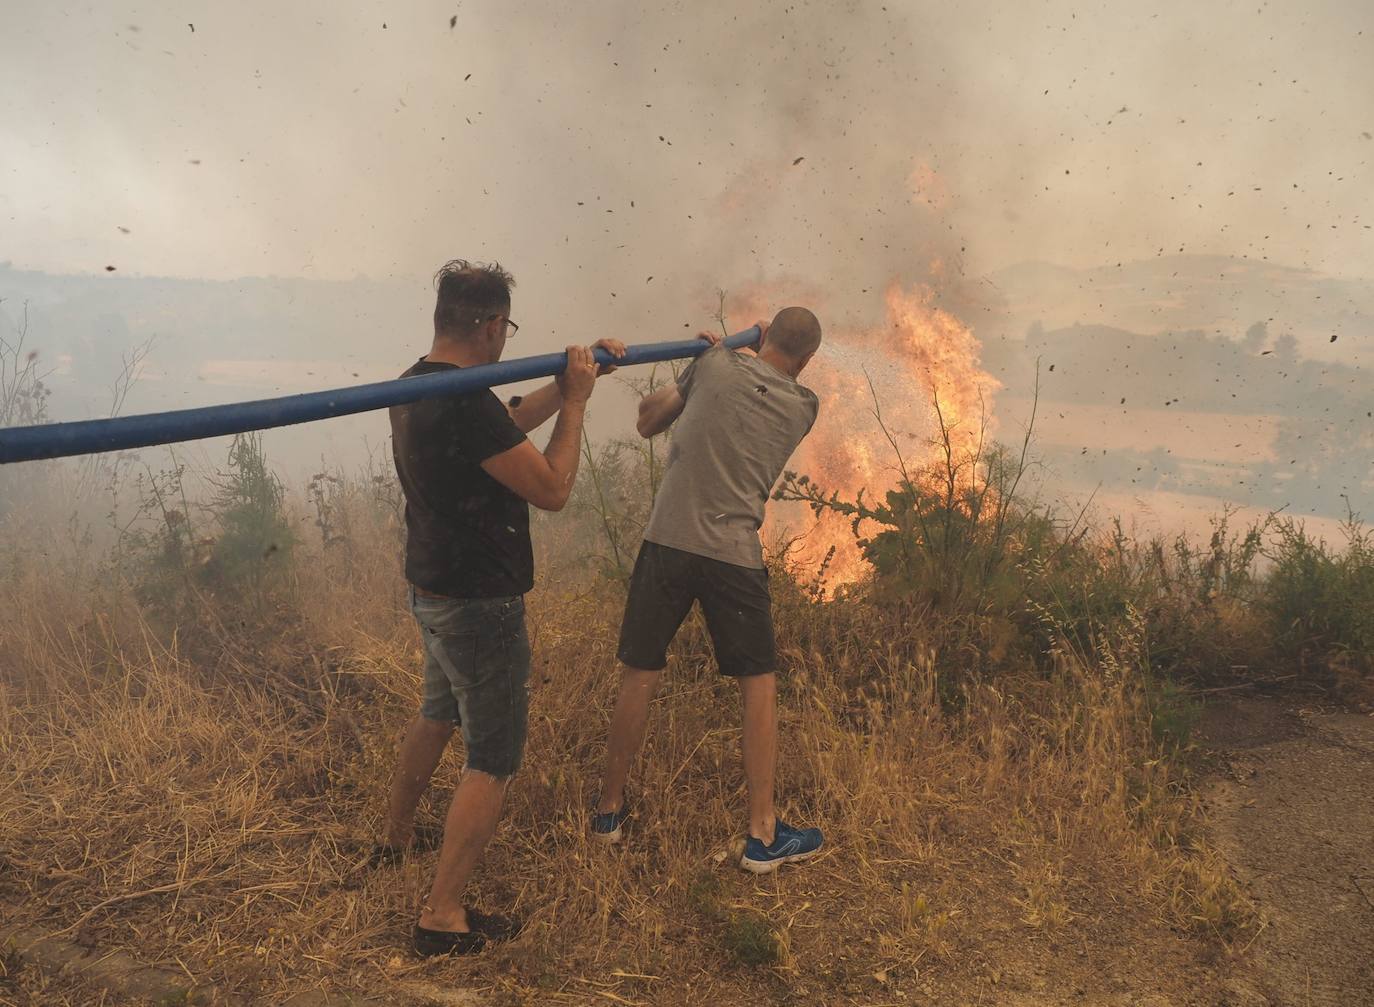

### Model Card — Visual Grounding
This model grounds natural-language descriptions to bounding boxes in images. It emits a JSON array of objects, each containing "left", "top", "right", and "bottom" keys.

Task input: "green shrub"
[
  {"left": 686, "top": 870, "right": 781, "bottom": 967},
  {"left": 205, "top": 433, "right": 294, "bottom": 601},
  {"left": 720, "top": 911, "right": 781, "bottom": 967},
  {"left": 107, "top": 459, "right": 204, "bottom": 615},
  {"left": 1262, "top": 513, "right": 1374, "bottom": 695},
  {"left": 1146, "top": 677, "right": 1203, "bottom": 755}
]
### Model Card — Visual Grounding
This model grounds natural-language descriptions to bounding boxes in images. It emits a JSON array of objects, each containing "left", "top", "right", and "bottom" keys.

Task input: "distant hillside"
[
  {"left": 1018, "top": 321, "right": 1364, "bottom": 415},
  {"left": 987, "top": 255, "right": 1374, "bottom": 361},
  {"left": 981, "top": 319, "right": 1372, "bottom": 520},
  {"left": 960, "top": 254, "right": 1373, "bottom": 521}
]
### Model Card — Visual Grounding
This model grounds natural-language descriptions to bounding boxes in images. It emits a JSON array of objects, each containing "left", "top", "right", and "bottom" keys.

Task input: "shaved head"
[{"left": 767, "top": 306, "right": 823, "bottom": 362}]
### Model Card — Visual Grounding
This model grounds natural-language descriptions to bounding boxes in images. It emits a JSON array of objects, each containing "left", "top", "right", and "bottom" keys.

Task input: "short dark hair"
[
  {"left": 768, "top": 306, "right": 822, "bottom": 360},
  {"left": 433, "top": 259, "right": 515, "bottom": 337}
]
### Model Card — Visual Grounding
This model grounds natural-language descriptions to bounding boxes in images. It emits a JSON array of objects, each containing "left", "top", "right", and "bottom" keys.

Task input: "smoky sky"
[{"left": 2, "top": 0, "right": 1371, "bottom": 316}]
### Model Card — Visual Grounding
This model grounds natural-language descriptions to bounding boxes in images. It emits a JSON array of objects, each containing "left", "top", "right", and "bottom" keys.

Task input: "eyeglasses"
[{"left": 487, "top": 314, "right": 519, "bottom": 337}]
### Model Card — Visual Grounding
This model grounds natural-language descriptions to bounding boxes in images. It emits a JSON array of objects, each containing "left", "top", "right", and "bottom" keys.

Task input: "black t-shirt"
[{"left": 390, "top": 358, "right": 533, "bottom": 598}]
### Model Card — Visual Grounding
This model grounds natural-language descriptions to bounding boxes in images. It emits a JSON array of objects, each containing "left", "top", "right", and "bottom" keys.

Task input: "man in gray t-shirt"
[
  {"left": 642, "top": 333, "right": 819, "bottom": 567},
  {"left": 592, "top": 307, "right": 827, "bottom": 874}
]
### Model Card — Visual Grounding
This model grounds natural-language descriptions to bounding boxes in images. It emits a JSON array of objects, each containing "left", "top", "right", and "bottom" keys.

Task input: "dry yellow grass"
[{"left": 0, "top": 485, "right": 1258, "bottom": 1005}]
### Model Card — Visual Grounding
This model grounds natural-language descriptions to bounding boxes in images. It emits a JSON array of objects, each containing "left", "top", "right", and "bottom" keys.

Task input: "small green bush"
[
  {"left": 1263, "top": 514, "right": 1374, "bottom": 696},
  {"left": 206, "top": 433, "right": 294, "bottom": 600},
  {"left": 719, "top": 911, "right": 780, "bottom": 967},
  {"left": 686, "top": 870, "right": 781, "bottom": 967},
  {"left": 1146, "top": 678, "right": 1203, "bottom": 755}
]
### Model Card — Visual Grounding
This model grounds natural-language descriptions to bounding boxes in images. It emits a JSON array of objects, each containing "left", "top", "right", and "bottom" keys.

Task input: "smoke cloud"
[{"left": 6, "top": 1, "right": 1369, "bottom": 306}]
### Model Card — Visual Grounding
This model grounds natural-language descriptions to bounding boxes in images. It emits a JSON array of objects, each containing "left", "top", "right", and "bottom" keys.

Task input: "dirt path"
[{"left": 1200, "top": 696, "right": 1374, "bottom": 1007}]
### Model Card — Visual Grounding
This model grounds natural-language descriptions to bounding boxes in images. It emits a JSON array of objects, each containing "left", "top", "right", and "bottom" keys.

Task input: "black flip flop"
[{"left": 412, "top": 909, "right": 523, "bottom": 957}]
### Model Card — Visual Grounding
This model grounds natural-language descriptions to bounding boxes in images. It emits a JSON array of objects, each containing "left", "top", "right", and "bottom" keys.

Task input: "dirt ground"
[
  {"left": 4, "top": 694, "right": 1372, "bottom": 1006},
  {"left": 1198, "top": 695, "right": 1374, "bottom": 1007}
]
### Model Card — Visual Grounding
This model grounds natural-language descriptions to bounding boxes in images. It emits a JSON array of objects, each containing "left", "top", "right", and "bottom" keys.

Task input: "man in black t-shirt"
[
  {"left": 381, "top": 259, "right": 623, "bottom": 957},
  {"left": 391, "top": 358, "right": 534, "bottom": 598}
]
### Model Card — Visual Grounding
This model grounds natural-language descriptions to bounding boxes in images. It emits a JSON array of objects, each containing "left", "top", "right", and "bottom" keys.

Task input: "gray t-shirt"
[{"left": 642, "top": 344, "right": 819, "bottom": 569}]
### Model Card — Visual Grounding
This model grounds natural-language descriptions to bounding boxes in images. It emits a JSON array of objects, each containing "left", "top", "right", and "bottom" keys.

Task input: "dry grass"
[{"left": 0, "top": 483, "right": 1259, "bottom": 1006}]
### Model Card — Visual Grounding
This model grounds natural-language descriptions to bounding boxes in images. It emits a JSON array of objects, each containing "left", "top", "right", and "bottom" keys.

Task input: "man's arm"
[
  {"left": 482, "top": 345, "right": 598, "bottom": 511},
  {"left": 636, "top": 322, "right": 768, "bottom": 438},
  {"left": 637, "top": 331, "right": 717, "bottom": 438},
  {"left": 505, "top": 381, "right": 562, "bottom": 434},
  {"left": 481, "top": 402, "right": 586, "bottom": 511},
  {"left": 636, "top": 383, "right": 686, "bottom": 439},
  {"left": 507, "top": 339, "right": 627, "bottom": 433}
]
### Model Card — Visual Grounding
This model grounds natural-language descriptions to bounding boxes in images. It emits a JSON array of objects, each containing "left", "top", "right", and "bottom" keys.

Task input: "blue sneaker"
[
  {"left": 591, "top": 804, "right": 629, "bottom": 844},
  {"left": 740, "top": 820, "right": 824, "bottom": 874}
]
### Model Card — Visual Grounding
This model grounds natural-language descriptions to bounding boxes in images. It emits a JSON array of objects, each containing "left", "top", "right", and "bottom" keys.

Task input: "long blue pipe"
[{"left": 0, "top": 327, "right": 761, "bottom": 464}]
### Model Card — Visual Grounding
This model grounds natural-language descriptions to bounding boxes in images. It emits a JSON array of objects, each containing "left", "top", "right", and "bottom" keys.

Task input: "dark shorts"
[
  {"left": 409, "top": 588, "right": 531, "bottom": 779},
  {"left": 617, "top": 541, "right": 776, "bottom": 678}
]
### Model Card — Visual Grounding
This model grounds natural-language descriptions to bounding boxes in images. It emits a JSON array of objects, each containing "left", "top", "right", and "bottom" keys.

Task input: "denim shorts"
[{"left": 409, "top": 588, "right": 531, "bottom": 779}]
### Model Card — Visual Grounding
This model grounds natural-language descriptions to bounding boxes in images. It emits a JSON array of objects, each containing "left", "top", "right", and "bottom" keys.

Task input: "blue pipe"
[{"left": 0, "top": 327, "right": 761, "bottom": 464}]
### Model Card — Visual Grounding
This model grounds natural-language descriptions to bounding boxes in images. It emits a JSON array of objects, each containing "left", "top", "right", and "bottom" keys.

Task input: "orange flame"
[{"left": 766, "top": 279, "right": 1000, "bottom": 588}]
